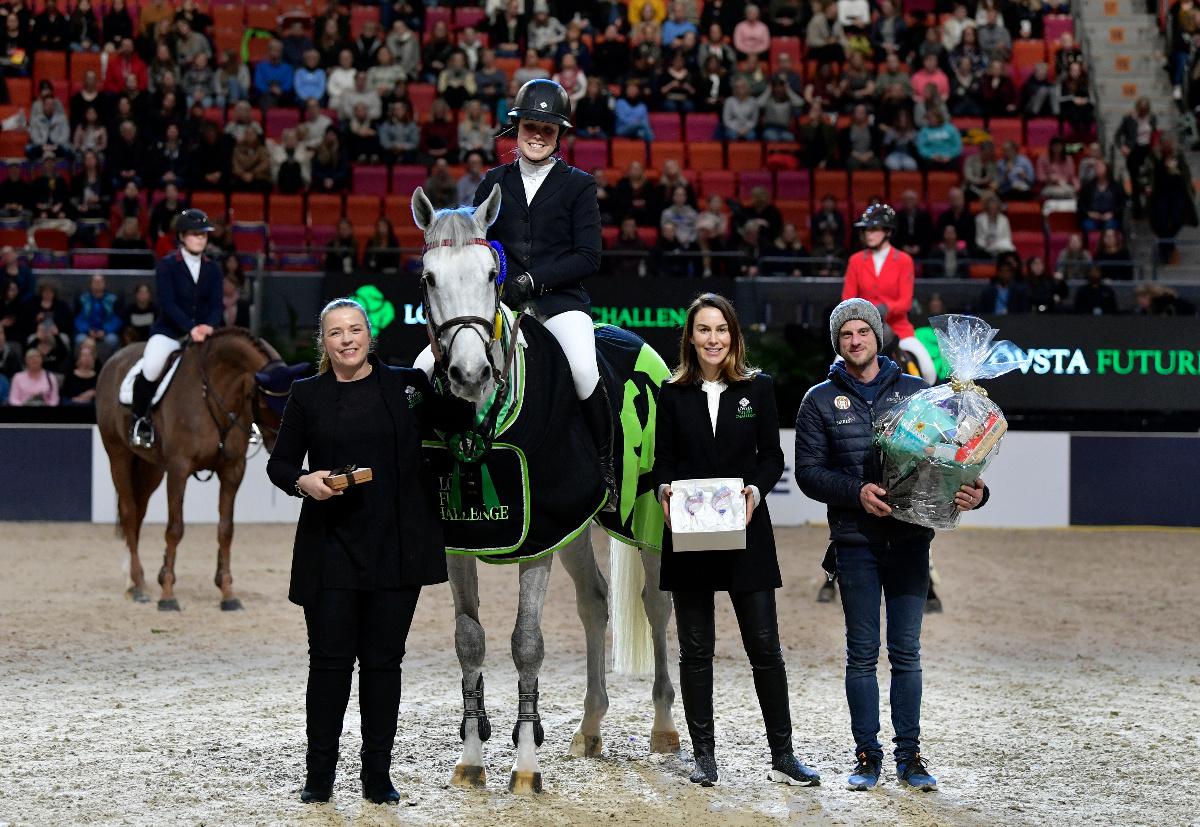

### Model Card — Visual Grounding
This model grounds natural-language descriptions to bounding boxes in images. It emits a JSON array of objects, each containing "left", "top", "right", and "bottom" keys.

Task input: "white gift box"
[{"left": 669, "top": 477, "right": 747, "bottom": 552}]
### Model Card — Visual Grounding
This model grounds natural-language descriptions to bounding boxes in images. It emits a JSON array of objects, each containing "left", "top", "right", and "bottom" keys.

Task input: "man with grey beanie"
[{"left": 793, "top": 297, "right": 988, "bottom": 794}]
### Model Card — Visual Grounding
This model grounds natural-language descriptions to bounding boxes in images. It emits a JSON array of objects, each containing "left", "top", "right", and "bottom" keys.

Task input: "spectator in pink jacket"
[
  {"left": 733, "top": 4, "right": 771, "bottom": 57},
  {"left": 8, "top": 348, "right": 59, "bottom": 406},
  {"left": 910, "top": 53, "right": 949, "bottom": 102}
]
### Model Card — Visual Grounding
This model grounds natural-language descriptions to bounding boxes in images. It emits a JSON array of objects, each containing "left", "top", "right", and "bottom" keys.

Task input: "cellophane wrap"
[{"left": 874, "top": 315, "right": 1029, "bottom": 530}]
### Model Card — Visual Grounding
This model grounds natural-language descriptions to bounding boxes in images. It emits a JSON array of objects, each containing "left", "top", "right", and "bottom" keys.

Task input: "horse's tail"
[{"left": 609, "top": 536, "right": 653, "bottom": 675}]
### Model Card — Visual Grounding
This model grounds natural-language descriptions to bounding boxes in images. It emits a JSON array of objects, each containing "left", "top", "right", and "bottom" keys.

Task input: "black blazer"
[
  {"left": 652, "top": 373, "right": 786, "bottom": 592},
  {"left": 266, "top": 358, "right": 457, "bottom": 606},
  {"left": 473, "top": 157, "right": 601, "bottom": 318},
  {"left": 149, "top": 250, "right": 224, "bottom": 338}
]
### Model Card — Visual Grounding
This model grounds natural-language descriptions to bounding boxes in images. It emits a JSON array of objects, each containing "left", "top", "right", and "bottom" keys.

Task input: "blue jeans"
[{"left": 835, "top": 539, "right": 930, "bottom": 760}]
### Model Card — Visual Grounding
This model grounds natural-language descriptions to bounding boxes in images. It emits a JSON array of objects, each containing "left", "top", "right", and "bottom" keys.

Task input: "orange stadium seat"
[
  {"left": 776, "top": 200, "right": 810, "bottom": 239},
  {"left": 6, "top": 78, "right": 31, "bottom": 109},
  {"left": 813, "top": 169, "right": 849, "bottom": 206},
  {"left": 308, "top": 193, "right": 344, "bottom": 225},
  {"left": 230, "top": 193, "right": 266, "bottom": 223},
  {"left": 270, "top": 194, "right": 304, "bottom": 225},
  {"left": 190, "top": 192, "right": 228, "bottom": 221},
  {"left": 769, "top": 36, "right": 803, "bottom": 71},
  {"left": 649, "top": 140, "right": 685, "bottom": 171},
  {"left": 926, "top": 171, "right": 960, "bottom": 205},
  {"left": 610, "top": 139, "right": 646, "bottom": 171},
  {"left": 0, "top": 131, "right": 27, "bottom": 159},
  {"left": 726, "top": 141, "right": 763, "bottom": 172},
  {"left": 345, "top": 194, "right": 382, "bottom": 226},
  {"left": 69, "top": 52, "right": 102, "bottom": 84},
  {"left": 988, "top": 118, "right": 1023, "bottom": 146},
  {"left": 850, "top": 169, "right": 886, "bottom": 206},
  {"left": 698, "top": 170, "right": 736, "bottom": 199},
  {"left": 33, "top": 52, "right": 67, "bottom": 88},
  {"left": 888, "top": 170, "right": 924, "bottom": 201},
  {"left": 1012, "top": 40, "right": 1047, "bottom": 70},
  {"left": 687, "top": 141, "right": 723, "bottom": 170},
  {"left": 383, "top": 195, "right": 410, "bottom": 229}
]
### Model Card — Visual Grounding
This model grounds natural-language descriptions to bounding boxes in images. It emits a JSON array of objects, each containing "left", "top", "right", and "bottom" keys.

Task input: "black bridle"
[{"left": 419, "top": 236, "right": 523, "bottom": 461}]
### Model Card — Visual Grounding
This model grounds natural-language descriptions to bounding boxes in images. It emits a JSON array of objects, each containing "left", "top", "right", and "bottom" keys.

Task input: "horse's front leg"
[
  {"left": 448, "top": 554, "right": 489, "bottom": 788},
  {"left": 557, "top": 533, "right": 610, "bottom": 758},
  {"left": 214, "top": 460, "right": 245, "bottom": 610},
  {"left": 157, "top": 462, "right": 189, "bottom": 611},
  {"left": 641, "top": 550, "right": 680, "bottom": 753},
  {"left": 509, "top": 553, "right": 553, "bottom": 793}
]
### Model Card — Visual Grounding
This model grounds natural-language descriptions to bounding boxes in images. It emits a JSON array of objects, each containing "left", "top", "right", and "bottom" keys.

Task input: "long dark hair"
[{"left": 669, "top": 292, "right": 757, "bottom": 386}]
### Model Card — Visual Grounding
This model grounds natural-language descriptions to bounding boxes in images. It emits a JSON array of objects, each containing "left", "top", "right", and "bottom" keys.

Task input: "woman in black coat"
[
  {"left": 267, "top": 297, "right": 463, "bottom": 806},
  {"left": 653, "top": 292, "right": 821, "bottom": 789}
]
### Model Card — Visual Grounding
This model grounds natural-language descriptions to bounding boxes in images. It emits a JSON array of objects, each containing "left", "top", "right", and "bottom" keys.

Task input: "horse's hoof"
[
  {"left": 650, "top": 729, "right": 681, "bottom": 754},
  {"left": 127, "top": 587, "right": 151, "bottom": 604},
  {"left": 220, "top": 598, "right": 243, "bottom": 611},
  {"left": 568, "top": 731, "right": 603, "bottom": 758},
  {"left": 157, "top": 598, "right": 180, "bottom": 612},
  {"left": 450, "top": 764, "right": 486, "bottom": 789},
  {"left": 507, "top": 770, "right": 543, "bottom": 795}
]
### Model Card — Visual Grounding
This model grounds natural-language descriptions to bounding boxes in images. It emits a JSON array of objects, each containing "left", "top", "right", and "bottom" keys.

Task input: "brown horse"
[{"left": 95, "top": 327, "right": 307, "bottom": 611}]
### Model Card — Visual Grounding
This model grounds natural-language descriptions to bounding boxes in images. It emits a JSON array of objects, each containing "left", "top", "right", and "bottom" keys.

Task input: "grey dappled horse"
[{"left": 411, "top": 185, "right": 679, "bottom": 794}]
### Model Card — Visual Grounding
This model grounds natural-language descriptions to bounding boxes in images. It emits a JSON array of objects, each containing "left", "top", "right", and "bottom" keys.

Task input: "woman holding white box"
[{"left": 653, "top": 293, "right": 821, "bottom": 790}]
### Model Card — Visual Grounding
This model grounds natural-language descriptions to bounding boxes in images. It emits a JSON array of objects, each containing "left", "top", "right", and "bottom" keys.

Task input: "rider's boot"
[
  {"left": 580, "top": 379, "right": 618, "bottom": 513},
  {"left": 129, "top": 374, "right": 156, "bottom": 448}
]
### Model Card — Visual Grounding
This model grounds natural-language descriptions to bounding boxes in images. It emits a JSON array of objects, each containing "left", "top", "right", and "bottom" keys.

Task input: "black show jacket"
[
  {"left": 473, "top": 157, "right": 602, "bottom": 318},
  {"left": 652, "top": 373, "right": 786, "bottom": 592}
]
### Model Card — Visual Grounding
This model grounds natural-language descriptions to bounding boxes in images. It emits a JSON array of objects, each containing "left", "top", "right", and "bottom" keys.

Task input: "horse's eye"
[
  {"left": 423, "top": 272, "right": 436, "bottom": 287},
  {"left": 488, "top": 269, "right": 498, "bottom": 281}
]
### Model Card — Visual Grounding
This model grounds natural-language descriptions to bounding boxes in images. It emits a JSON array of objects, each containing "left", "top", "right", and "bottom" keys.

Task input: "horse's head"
[
  {"left": 411, "top": 183, "right": 503, "bottom": 405},
  {"left": 254, "top": 360, "right": 310, "bottom": 451}
]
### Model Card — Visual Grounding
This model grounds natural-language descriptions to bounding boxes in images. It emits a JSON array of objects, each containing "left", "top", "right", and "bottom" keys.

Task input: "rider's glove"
[{"left": 502, "top": 271, "right": 538, "bottom": 308}]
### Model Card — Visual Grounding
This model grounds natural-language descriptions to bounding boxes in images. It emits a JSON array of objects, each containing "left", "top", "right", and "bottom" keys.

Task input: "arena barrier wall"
[{"left": 0, "top": 426, "right": 1192, "bottom": 528}]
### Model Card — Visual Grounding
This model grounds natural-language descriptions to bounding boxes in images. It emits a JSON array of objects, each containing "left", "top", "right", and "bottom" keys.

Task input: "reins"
[{"left": 192, "top": 335, "right": 282, "bottom": 479}]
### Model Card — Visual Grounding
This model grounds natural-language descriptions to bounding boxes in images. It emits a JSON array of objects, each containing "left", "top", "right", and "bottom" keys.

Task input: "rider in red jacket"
[{"left": 841, "top": 204, "right": 935, "bottom": 383}]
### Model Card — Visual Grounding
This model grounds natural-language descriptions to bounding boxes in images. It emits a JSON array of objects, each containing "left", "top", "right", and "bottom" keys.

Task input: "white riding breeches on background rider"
[
  {"left": 899, "top": 335, "right": 936, "bottom": 385},
  {"left": 414, "top": 310, "right": 599, "bottom": 399},
  {"left": 142, "top": 334, "right": 181, "bottom": 382},
  {"left": 543, "top": 310, "right": 599, "bottom": 399}
]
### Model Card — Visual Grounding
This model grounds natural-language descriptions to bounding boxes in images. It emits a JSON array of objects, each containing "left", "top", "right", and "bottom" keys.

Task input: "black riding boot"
[
  {"left": 129, "top": 373, "right": 156, "bottom": 448},
  {"left": 679, "top": 653, "right": 718, "bottom": 784},
  {"left": 580, "top": 380, "right": 618, "bottom": 513}
]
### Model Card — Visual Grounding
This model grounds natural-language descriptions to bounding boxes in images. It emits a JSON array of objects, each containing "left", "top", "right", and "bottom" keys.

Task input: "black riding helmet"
[
  {"left": 176, "top": 208, "right": 215, "bottom": 235},
  {"left": 853, "top": 203, "right": 897, "bottom": 231},
  {"left": 507, "top": 78, "right": 573, "bottom": 129}
]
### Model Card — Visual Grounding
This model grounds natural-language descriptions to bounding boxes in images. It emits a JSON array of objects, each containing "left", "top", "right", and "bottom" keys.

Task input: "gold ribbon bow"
[{"left": 949, "top": 377, "right": 989, "bottom": 398}]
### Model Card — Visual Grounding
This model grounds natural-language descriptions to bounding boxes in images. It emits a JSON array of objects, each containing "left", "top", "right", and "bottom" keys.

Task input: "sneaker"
[
  {"left": 896, "top": 752, "right": 938, "bottom": 792},
  {"left": 768, "top": 753, "right": 820, "bottom": 786},
  {"left": 847, "top": 751, "right": 882, "bottom": 791},
  {"left": 689, "top": 753, "right": 718, "bottom": 787}
]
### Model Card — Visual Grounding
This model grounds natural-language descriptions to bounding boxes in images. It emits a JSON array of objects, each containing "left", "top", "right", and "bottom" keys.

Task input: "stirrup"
[
  {"left": 511, "top": 679, "right": 544, "bottom": 747},
  {"left": 130, "top": 416, "right": 155, "bottom": 449},
  {"left": 460, "top": 674, "right": 491, "bottom": 742}
]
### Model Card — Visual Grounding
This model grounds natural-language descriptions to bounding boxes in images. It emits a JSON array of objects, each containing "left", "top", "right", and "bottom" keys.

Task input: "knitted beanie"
[{"left": 829, "top": 298, "right": 884, "bottom": 355}]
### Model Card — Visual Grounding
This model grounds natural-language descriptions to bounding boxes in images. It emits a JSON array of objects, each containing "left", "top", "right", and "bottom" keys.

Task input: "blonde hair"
[
  {"left": 315, "top": 297, "right": 373, "bottom": 374},
  {"left": 669, "top": 292, "right": 757, "bottom": 386}
]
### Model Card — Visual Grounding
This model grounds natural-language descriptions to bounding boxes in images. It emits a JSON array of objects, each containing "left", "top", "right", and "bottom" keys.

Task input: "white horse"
[{"left": 411, "top": 185, "right": 679, "bottom": 794}]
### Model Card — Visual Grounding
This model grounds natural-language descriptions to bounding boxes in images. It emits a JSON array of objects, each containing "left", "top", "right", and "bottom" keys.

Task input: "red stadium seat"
[
  {"left": 1025, "top": 118, "right": 1062, "bottom": 146},
  {"left": 698, "top": 170, "right": 736, "bottom": 200},
  {"left": 988, "top": 118, "right": 1023, "bottom": 146},
  {"left": 212, "top": 6, "right": 244, "bottom": 29},
  {"left": 1011, "top": 40, "right": 1047, "bottom": 70},
  {"left": 684, "top": 112, "right": 720, "bottom": 142},
  {"left": 345, "top": 194, "right": 382, "bottom": 227},
  {"left": 956, "top": 116, "right": 986, "bottom": 134},
  {"left": 1043, "top": 15, "right": 1074, "bottom": 42},
  {"left": 571, "top": 139, "right": 608, "bottom": 171},
  {"left": 495, "top": 136, "right": 517, "bottom": 160},
  {"left": 648, "top": 112, "right": 682, "bottom": 141},
  {"left": 308, "top": 193, "right": 344, "bottom": 226},
  {"left": 726, "top": 141, "right": 764, "bottom": 172},
  {"left": 636, "top": 226, "right": 658, "bottom": 248},
  {"left": 190, "top": 192, "right": 228, "bottom": 221},
  {"left": 33, "top": 52, "right": 67, "bottom": 89},
  {"left": 925, "top": 171, "right": 960, "bottom": 205},
  {"left": 309, "top": 222, "right": 336, "bottom": 248},
  {"left": 737, "top": 170, "right": 773, "bottom": 200},
  {"left": 6, "top": 78, "right": 31, "bottom": 109},
  {"left": 775, "top": 169, "right": 810, "bottom": 201},
  {"left": 425, "top": 7, "right": 452, "bottom": 31},
  {"left": 232, "top": 225, "right": 267, "bottom": 254},
  {"left": 687, "top": 141, "right": 723, "bottom": 170},
  {"left": 350, "top": 5, "right": 381, "bottom": 38},
  {"left": 610, "top": 138, "right": 646, "bottom": 171},
  {"left": 850, "top": 170, "right": 886, "bottom": 206},
  {"left": 270, "top": 194, "right": 304, "bottom": 225},
  {"left": 34, "top": 229, "right": 70, "bottom": 251},
  {"left": 1007, "top": 201, "right": 1043, "bottom": 232},
  {"left": 391, "top": 165, "right": 427, "bottom": 197},
  {"left": 649, "top": 140, "right": 686, "bottom": 172},
  {"left": 1012, "top": 230, "right": 1047, "bottom": 260},
  {"left": 0, "top": 131, "right": 27, "bottom": 159},
  {"left": 230, "top": 193, "right": 266, "bottom": 224},
  {"left": 769, "top": 36, "right": 802, "bottom": 71},
  {"left": 246, "top": 2, "right": 279, "bottom": 31},
  {"left": 888, "top": 170, "right": 924, "bottom": 201},
  {"left": 69, "top": 52, "right": 102, "bottom": 84},
  {"left": 1046, "top": 211, "right": 1078, "bottom": 233},
  {"left": 601, "top": 225, "right": 619, "bottom": 248},
  {"left": 813, "top": 169, "right": 849, "bottom": 206},
  {"left": 455, "top": 7, "right": 487, "bottom": 29},
  {"left": 968, "top": 262, "right": 996, "bottom": 280},
  {"left": 265, "top": 108, "right": 300, "bottom": 139},
  {"left": 776, "top": 201, "right": 810, "bottom": 240},
  {"left": 408, "top": 83, "right": 437, "bottom": 115},
  {"left": 383, "top": 195, "right": 410, "bottom": 229},
  {"left": 352, "top": 164, "right": 389, "bottom": 196},
  {"left": 269, "top": 224, "right": 308, "bottom": 252},
  {"left": 0, "top": 228, "right": 26, "bottom": 248}
]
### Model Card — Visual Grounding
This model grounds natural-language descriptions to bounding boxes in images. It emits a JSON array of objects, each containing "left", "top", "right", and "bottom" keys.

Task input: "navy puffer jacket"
[{"left": 795, "top": 356, "right": 986, "bottom": 546}]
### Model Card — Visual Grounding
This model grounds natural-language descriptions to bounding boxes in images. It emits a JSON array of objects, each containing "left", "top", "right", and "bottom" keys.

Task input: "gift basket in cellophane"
[{"left": 874, "top": 315, "right": 1029, "bottom": 530}]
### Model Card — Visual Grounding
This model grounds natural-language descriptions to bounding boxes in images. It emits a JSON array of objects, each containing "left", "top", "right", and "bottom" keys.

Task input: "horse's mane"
[
  {"left": 208, "top": 326, "right": 280, "bottom": 362},
  {"left": 426, "top": 207, "right": 484, "bottom": 246}
]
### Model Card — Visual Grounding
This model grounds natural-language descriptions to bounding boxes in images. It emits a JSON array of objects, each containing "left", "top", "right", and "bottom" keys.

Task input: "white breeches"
[
  {"left": 899, "top": 336, "right": 936, "bottom": 385},
  {"left": 142, "top": 334, "right": 181, "bottom": 382},
  {"left": 543, "top": 310, "right": 599, "bottom": 399},
  {"left": 413, "top": 310, "right": 599, "bottom": 398}
]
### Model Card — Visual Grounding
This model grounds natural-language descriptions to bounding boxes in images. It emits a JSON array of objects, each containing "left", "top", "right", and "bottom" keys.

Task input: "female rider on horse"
[
  {"left": 418, "top": 78, "right": 614, "bottom": 507},
  {"left": 129, "top": 208, "right": 223, "bottom": 447}
]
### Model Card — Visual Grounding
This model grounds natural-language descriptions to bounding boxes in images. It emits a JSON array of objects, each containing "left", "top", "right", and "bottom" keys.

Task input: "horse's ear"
[
  {"left": 254, "top": 371, "right": 271, "bottom": 386},
  {"left": 475, "top": 183, "right": 501, "bottom": 231},
  {"left": 411, "top": 187, "right": 435, "bottom": 231}
]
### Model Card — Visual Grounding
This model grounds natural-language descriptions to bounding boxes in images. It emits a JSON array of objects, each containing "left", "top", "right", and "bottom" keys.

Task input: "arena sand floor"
[{"left": 0, "top": 523, "right": 1196, "bottom": 826}]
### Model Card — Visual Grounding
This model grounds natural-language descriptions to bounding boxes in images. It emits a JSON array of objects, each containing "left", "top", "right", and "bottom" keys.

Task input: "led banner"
[
  {"left": 979, "top": 316, "right": 1200, "bottom": 412},
  {"left": 323, "top": 275, "right": 728, "bottom": 366}
]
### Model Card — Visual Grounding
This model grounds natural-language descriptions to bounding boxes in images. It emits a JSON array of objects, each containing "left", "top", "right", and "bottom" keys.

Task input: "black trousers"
[
  {"left": 673, "top": 589, "right": 793, "bottom": 760},
  {"left": 303, "top": 587, "right": 421, "bottom": 776}
]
